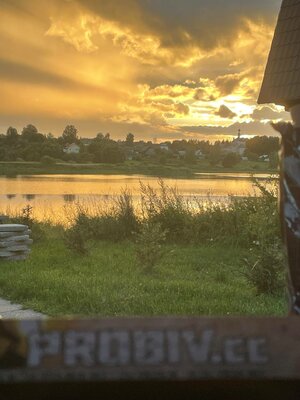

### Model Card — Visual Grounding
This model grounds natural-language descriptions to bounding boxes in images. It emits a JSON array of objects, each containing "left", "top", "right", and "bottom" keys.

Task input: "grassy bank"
[
  {"left": 0, "top": 160, "right": 278, "bottom": 178},
  {"left": 0, "top": 227, "right": 286, "bottom": 316},
  {"left": 0, "top": 179, "right": 287, "bottom": 317}
]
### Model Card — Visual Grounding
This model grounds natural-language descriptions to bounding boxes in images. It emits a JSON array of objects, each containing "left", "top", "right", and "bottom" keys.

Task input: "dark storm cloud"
[
  {"left": 215, "top": 105, "right": 237, "bottom": 119},
  {"left": 78, "top": 0, "right": 281, "bottom": 51},
  {"left": 215, "top": 74, "right": 241, "bottom": 96}
]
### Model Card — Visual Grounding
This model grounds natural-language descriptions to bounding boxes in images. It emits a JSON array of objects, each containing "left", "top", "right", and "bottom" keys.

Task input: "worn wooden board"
[{"left": 0, "top": 317, "right": 299, "bottom": 383}]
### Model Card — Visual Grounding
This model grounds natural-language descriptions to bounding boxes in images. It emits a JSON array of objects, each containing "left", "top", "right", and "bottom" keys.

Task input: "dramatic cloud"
[
  {"left": 75, "top": 0, "right": 281, "bottom": 58},
  {"left": 251, "top": 106, "right": 290, "bottom": 121},
  {"left": 0, "top": 0, "right": 288, "bottom": 141},
  {"left": 215, "top": 74, "right": 241, "bottom": 96},
  {"left": 180, "top": 121, "right": 279, "bottom": 138},
  {"left": 215, "top": 105, "right": 237, "bottom": 119}
]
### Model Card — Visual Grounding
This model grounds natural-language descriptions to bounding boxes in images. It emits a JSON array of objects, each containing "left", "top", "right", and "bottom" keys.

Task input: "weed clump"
[
  {"left": 63, "top": 223, "right": 88, "bottom": 255},
  {"left": 140, "top": 179, "right": 192, "bottom": 243},
  {"left": 62, "top": 189, "right": 139, "bottom": 254},
  {"left": 243, "top": 241, "right": 286, "bottom": 295},
  {"left": 6, "top": 204, "right": 45, "bottom": 242},
  {"left": 135, "top": 223, "right": 167, "bottom": 273}
]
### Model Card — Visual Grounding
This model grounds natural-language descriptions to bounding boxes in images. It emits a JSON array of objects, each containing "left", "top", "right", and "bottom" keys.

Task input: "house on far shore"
[
  {"left": 124, "top": 148, "right": 134, "bottom": 161},
  {"left": 63, "top": 143, "right": 80, "bottom": 154},
  {"left": 80, "top": 138, "right": 92, "bottom": 147},
  {"left": 160, "top": 143, "right": 169, "bottom": 152},
  {"left": 177, "top": 150, "right": 187, "bottom": 159},
  {"left": 259, "top": 154, "right": 270, "bottom": 162},
  {"left": 143, "top": 146, "right": 156, "bottom": 157},
  {"left": 195, "top": 149, "right": 205, "bottom": 159}
]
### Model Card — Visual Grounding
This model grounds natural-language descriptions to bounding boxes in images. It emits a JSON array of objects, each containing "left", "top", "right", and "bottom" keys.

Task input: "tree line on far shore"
[{"left": 0, "top": 124, "right": 280, "bottom": 166}]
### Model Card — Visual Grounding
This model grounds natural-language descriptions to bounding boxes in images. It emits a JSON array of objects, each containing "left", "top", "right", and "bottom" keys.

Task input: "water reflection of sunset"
[{"left": 0, "top": 174, "right": 270, "bottom": 224}]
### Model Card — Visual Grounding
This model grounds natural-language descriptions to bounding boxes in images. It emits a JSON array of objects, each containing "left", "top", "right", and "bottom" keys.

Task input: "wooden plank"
[{"left": 0, "top": 317, "right": 300, "bottom": 383}]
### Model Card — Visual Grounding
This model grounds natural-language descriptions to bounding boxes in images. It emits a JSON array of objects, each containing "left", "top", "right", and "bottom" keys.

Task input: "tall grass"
[
  {"left": 59, "top": 178, "right": 286, "bottom": 295},
  {"left": 2, "top": 178, "right": 285, "bottom": 295},
  {"left": 137, "top": 177, "right": 280, "bottom": 246},
  {"left": 3, "top": 178, "right": 280, "bottom": 247}
]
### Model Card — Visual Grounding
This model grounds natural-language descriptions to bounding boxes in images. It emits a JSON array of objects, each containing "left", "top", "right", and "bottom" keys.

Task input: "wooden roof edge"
[{"left": 257, "top": 0, "right": 284, "bottom": 105}]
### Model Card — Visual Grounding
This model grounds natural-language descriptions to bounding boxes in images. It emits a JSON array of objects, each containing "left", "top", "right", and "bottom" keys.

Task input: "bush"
[
  {"left": 208, "top": 148, "right": 222, "bottom": 166},
  {"left": 242, "top": 241, "right": 286, "bottom": 295},
  {"left": 244, "top": 150, "right": 259, "bottom": 161},
  {"left": 62, "top": 190, "right": 139, "bottom": 244},
  {"left": 222, "top": 152, "right": 240, "bottom": 168},
  {"left": 90, "top": 190, "right": 139, "bottom": 242},
  {"left": 40, "top": 155, "right": 56, "bottom": 165},
  {"left": 135, "top": 222, "right": 167, "bottom": 273},
  {"left": 245, "top": 179, "right": 279, "bottom": 244},
  {"left": 140, "top": 179, "right": 192, "bottom": 243},
  {"left": 185, "top": 151, "right": 196, "bottom": 165},
  {"left": 63, "top": 224, "right": 88, "bottom": 255},
  {"left": 113, "top": 189, "right": 140, "bottom": 239},
  {"left": 269, "top": 152, "right": 279, "bottom": 169},
  {"left": 251, "top": 164, "right": 260, "bottom": 170}
]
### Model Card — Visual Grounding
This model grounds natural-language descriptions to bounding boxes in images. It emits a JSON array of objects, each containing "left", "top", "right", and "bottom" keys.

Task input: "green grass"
[
  {"left": 0, "top": 227, "right": 287, "bottom": 317},
  {"left": 0, "top": 160, "right": 277, "bottom": 178}
]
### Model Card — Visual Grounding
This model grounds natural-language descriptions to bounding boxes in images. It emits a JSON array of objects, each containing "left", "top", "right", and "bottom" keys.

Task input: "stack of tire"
[{"left": 0, "top": 224, "right": 32, "bottom": 261}]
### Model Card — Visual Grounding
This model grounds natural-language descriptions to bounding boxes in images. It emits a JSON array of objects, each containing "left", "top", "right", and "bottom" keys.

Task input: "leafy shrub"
[
  {"left": 86, "top": 215, "right": 124, "bottom": 242},
  {"left": 63, "top": 225, "right": 88, "bottom": 255},
  {"left": 244, "top": 151, "right": 259, "bottom": 161},
  {"left": 208, "top": 147, "right": 222, "bottom": 166},
  {"left": 140, "top": 179, "right": 192, "bottom": 243},
  {"left": 135, "top": 223, "right": 167, "bottom": 273},
  {"left": 40, "top": 155, "right": 56, "bottom": 165},
  {"left": 242, "top": 241, "right": 286, "bottom": 295},
  {"left": 269, "top": 152, "right": 279, "bottom": 169},
  {"left": 222, "top": 152, "right": 240, "bottom": 168},
  {"left": 63, "top": 190, "right": 139, "bottom": 244},
  {"left": 113, "top": 189, "right": 140, "bottom": 239},
  {"left": 239, "top": 179, "right": 279, "bottom": 245},
  {"left": 189, "top": 178, "right": 280, "bottom": 247}
]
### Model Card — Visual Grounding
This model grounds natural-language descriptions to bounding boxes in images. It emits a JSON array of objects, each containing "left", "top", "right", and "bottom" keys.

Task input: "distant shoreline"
[{"left": 0, "top": 160, "right": 278, "bottom": 179}]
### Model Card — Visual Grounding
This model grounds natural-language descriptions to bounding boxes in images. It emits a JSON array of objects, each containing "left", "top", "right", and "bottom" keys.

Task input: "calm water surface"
[{"left": 0, "top": 174, "right": 273, "bottom": 223}]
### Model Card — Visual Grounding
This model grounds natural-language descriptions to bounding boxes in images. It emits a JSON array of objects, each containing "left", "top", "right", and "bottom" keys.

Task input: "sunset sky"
[{"left": 0, "top": 0, "right": 291, "bottom": 142}]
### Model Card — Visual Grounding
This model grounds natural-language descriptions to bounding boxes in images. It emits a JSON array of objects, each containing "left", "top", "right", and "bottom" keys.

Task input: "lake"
[{"left": 0, "top": 173, "right": 274, "bottom": 224}]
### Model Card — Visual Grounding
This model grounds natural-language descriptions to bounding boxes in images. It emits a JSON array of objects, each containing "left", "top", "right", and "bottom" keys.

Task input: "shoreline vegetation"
[
  {"left": 0, "top": 160, "right": 278, "bottom": 178},
  {"left": 0, "top": 179, "right": 287, "bottom": 317}
]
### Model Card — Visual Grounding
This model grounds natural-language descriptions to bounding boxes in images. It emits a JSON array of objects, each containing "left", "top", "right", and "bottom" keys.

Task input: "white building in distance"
[
  {"left": 221, "top": 129, "right": 246, "bottom": 156},
  {"left": 63, "top": 143, "right": 80, "bottom": 154}
]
